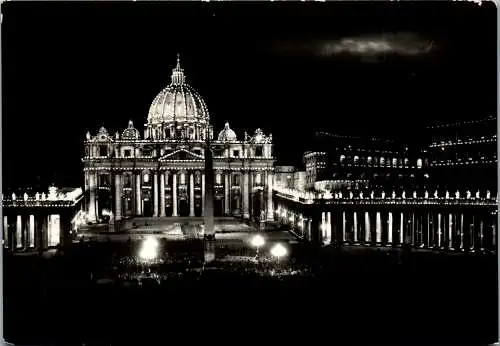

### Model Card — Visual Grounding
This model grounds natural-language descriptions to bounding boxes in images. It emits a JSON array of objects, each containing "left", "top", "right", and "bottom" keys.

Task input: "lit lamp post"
[
  {"left": 251, "top": 234, "right": 266, "bottom": 258},
  {"left": 270, "top": 243, "right": 288, "bottom": 263}
]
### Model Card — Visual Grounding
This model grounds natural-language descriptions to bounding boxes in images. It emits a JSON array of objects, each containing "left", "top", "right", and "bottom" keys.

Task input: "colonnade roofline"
[
  {"left": 1, "top": 187, "right": 84, "bottom": 207},
  {"left": 274, "top": 186, "right": 499, "bottom": 206}
]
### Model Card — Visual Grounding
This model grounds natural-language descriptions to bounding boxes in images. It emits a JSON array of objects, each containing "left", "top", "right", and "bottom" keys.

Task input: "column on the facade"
[
  {"left": 113, "top": 173, "right": 121, "bottom": 221},
  {"left": 201, "top": 173, "right": 206, "bottom": 216},
  {"left": 224, "top": 172, "right": 230, "bottom": 215},
  {"left": 242, "top": 171, "right": 250, "bottom": 219},
  {"left": 189, "top": 172, "right": 195, "bottom": 217},
  {"left": 266, "top": 171, "right": 274, "bottom": 221},
  {"left": 437, "top": 213, "right": 443, "bottom": 248},
  {"left": 159, "top": 172, "right": 166, "bottom": 217},
  {"left": 249, "top": 172, "right": 254, "bottom": 218},
  {"left": 88, "top": 172, "right": 97, "bottom": 222},
  {"left": 172, "top": 173, "right": 178, "bottom": 217},
  {"left": 135, "top": 173, "right": 142, "bottom": 216},
  {"left": 153, "top": 172, "right": 159, "bottom": 217}
]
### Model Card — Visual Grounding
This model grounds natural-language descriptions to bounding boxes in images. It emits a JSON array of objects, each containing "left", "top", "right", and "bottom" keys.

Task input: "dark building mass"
[{"left": 426, "top": 116, "right": 497, "bottom": 191}]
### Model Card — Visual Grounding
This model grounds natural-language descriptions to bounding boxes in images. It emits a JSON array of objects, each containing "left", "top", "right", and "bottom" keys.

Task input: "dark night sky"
[{"left": 2, "top": 1, "right": 497, "bottom": 188}]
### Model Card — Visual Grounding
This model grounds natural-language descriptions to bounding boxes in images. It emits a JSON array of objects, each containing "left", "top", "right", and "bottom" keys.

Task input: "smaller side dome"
[
  {"left": 122, "top": 120, "right": 140, "bottom": 140},
  {"left": 218, "top": 122, "right": 237, "bottom": 141}
]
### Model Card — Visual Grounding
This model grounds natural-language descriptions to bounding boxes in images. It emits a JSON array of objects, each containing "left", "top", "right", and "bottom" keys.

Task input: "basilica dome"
[{"left": 147, "top": 55, "right": 209, "bottom": 125}]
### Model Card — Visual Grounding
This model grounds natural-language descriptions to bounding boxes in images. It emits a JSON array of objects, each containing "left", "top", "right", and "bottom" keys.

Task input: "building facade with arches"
[{"left": 82, "top": 56, "right": 274, "bottom": 223}]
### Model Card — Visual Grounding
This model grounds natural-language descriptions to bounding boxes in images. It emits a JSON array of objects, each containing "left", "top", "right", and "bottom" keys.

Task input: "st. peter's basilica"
[{"left": 83, "top": 56, "right": 275, "bottom": 223}]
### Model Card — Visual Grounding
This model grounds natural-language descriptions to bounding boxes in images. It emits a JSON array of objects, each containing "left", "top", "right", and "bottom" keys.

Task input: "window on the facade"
[
  {"left": 216, "top": 174, "right": 222, "bottom": 185},
  {"left": 143, "top": 174, "right": 149, "bottom": 183},
  {"left": 255, "top": 146, "right": 263, "bottom": 157},
  {"left": 194, "top": 149, "right": 201, "bottom": 156},
  {"left": 256, "top": 173, "right": 261, "bottom": 185},
  {"left": 99, "top": 146, "right": 107, "bottom": 157},
  {"left": 233, "top": 150, "right": 240, "bottom": 158},
  {"left": 124, "top": 175, "right": 131, "bottom": 188},
  {"left": 234, "top": 175, "right": 240, "bottom": 186},
  {"left": 99, "top": 174, "right": 108, "bottom": 186},
  {"left": 124, "top": 149, "right": 131, "bottom": 157},
  {"left": 85, "top": 147, "right": 89, "bottom": 156},
  {"left": 340, "top": 155, "right": 345, "bottom": 163},
  {"left": 417, "top": 158, "right": 423, "bottom": 168}
]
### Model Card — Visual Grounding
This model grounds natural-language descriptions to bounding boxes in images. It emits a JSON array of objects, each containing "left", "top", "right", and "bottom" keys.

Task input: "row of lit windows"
[{"left": 339, "top": 155, "right": 424, "bottom": 168}]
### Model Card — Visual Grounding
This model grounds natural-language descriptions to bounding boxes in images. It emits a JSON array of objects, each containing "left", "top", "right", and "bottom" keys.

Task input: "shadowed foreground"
[{"left": 4, "top": 240, "right": 498, "bottom": 345}]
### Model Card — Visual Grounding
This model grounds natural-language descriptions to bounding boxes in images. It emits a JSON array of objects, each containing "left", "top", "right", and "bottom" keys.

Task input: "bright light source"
[
  {"left": 251, "top": 234, "right": 265, "bottom": 248},
  {"left": 139, "top": 237, "right": 159, "bottom": 261},
  {"left": 270, "top": 243, "right": 288, "bottom": 259},
  {"left": 143, "top": 237, "right": 159, "bottom": 249}
]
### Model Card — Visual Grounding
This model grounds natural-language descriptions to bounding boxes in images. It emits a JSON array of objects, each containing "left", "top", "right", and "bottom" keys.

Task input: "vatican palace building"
[{"left": 82, "top": 56, "right": 275, "bottom": 223}]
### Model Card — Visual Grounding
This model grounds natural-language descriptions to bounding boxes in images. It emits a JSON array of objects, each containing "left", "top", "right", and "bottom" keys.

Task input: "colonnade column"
[
  {"left": 266, "top": 171, "right": 274, "bottom": 221},
  {"left": 364, "top": 212, "right": 371, "bottom": 244},
  {"left": 88, "top": 172, "right": 97, "bottom": 222},
  {"left": 135, "top": 173, "right": 142, "bottom": 216},
  {"left": 224, "top": 173, "right": 230, "bottom": 215},
  {"left": 387, "top": 212, "right": 393, "bottom": 245},
  {"left": 399, "top": 212, "right": 404, "bottom": 245},
  {"left": 353, "top": 212, "right": 359, "bottom": 243},
  {"left": 160, "top": 172, "right": 166, "bottom": 217},
  {"left": 375, "top": 212, "right": 382, "bottom": 244},
  {"left": 3, "top": 216, "right": 8, "bottom": 249},
  {"left": 172, "top": 173, "right": 178, "bottom": 217},
  {"left": 115, "top": 174, "right": 122, "bottom": 221},
  {"left": 153, "top": 172, "right": 159, "bottom": 217},
  {"left": 189, "top": 172, "right": 195, "bottom": 217},
  {"left": 242, "top": 171, "right": 250, "bottom": 219},
  {"left": 28, "top": 215, "right": 35, "bottom": 248},
  {"left": 16, "top": 215, "right": 22, "bottom": 249}
]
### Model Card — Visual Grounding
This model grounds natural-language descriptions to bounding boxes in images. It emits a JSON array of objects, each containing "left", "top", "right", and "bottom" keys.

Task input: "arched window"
[
  {"left": 180, "top": 173, "right": 186, "bottom": 185},
  {"left": 143, "top": 173, "right": 149, "bottom": 183},
  {"left": 404, "top": 158, "right": 409, "bottom": 166},
  {"left": 216, "top": 174, "right": 222, "bottom": 185},
  {"left": 380, "top": 157, "right": 385, "bottom": 166},
  {"left": 255, "top": 173, "right": 261, "bottom": 185},
  {"left": 340, "top": 155, "right": 345, "bottom": 163},
  {"left": 367, "top": 156, "right": 372, "bottom": 164},
  {"left": 417, "top": 158, "right": 423, "bottom": 168},
  {"left": 354, "top": 156, "right": 359, "bottom": 164},
  {"left": 392, "top": 158, "right": 397, "bottom": 167}
]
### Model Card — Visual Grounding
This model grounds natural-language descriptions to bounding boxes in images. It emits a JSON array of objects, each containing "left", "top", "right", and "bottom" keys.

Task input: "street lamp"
[
  {"left": 251, "top": 234, "right": 265, "bottom": 257},
  {"left": 270, "top": 243, "right": 288, "bottom": 262}
]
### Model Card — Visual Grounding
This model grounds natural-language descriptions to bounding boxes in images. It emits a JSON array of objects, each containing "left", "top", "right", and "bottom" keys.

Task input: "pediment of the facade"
[{"left": 159, "top": 148, "right": 204, "bottom": 161}]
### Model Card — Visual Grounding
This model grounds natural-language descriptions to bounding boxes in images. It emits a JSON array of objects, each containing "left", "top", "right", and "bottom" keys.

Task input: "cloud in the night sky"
[
  {"left": 320, "top": 33, "right": 435, "bottom": 57},
  {"left": 273, "top": 32, "right": 435, "bottom": 60}
]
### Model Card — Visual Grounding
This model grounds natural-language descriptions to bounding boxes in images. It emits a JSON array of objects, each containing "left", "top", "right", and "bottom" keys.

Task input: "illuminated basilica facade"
[{"left": 83, "top": 56, "right": 274, "bottom": 223}]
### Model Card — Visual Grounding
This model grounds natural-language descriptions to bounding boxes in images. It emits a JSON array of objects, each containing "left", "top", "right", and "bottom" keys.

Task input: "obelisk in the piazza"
[{"left": 203, "top": 137, "right": 216, "bottom": 240}]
